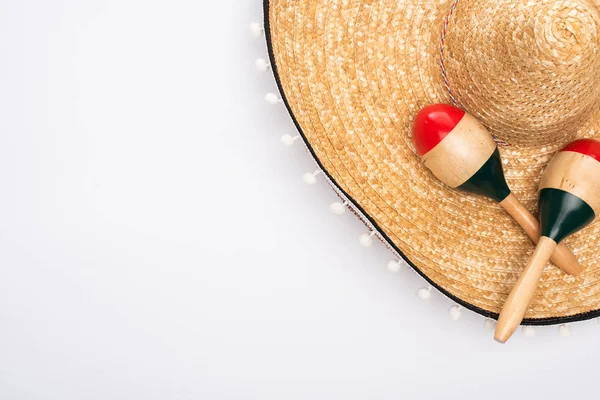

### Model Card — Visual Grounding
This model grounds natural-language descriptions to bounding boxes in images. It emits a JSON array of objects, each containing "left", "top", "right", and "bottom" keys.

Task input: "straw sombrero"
[{"left": 263, "top": 0, "right": 600, "bottom": 324}]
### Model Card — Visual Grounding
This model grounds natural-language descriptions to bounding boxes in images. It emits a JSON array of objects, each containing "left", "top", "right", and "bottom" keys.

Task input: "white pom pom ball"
[
  {"left": 250, "top": 22, "right": 264, "bottom": 37},
  {"left": 265, "top": 93, "right": 281, "bottom": 104},
  {"left": 558, "top": 324, "right": 571, "bottom": 337},
  {"left": 417, "top": 287, "right": 432, "bottom": 301},
  {"left": 330, "top": 202, "right": 347, "bottom": 215},
  {"left": 448, "top": 305, "right": 462, "bottom": 321},
  {"left": 303, "top": 172, "right": 318, "bottom": 185},
  {"left": 359, "top": 232, "right": 375, "bottom": 247},
  {"left": 387, "top": 260, "right": 402, "bottom": 273},
  {"left": 255, "top": 58, "right": 270, "bottom": 72},
  {"left": 522, "top": 326, "right": 535, "bottom": 337},
  {"left": 483, "top": 319, "right": 496, "bottom": 331},
  {"left": 281, "top": 134, "right": 298, "bottom": 147}
]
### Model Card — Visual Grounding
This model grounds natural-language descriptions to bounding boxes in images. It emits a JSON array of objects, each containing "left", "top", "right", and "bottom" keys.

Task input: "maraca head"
[
  {"left": 412, "top": 104, "right": 511, "bottom": 202},
  {"left": 539, "top": 139, "right": 600, "bottom": 243}
]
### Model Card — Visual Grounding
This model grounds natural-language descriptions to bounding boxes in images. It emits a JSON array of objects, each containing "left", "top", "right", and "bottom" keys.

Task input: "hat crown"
[{"left": 444, "top": 0, "right": 600, "bottom": 147}]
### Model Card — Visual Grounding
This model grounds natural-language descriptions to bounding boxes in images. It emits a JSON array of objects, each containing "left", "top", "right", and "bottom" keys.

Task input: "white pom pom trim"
[
  {"left": 265, "top": 93, "right": 282, "bottom": 105},
  {"left": 448, "top": 305, "right": 463, "bottom": 321},
  {"left": 386, "top": 260, "right": 403, "bottom": 273},
  {"left": 359, "top": 231, "right": 376, "bottom": 247},
  {"left": 255, "top": 58, "right": 271, "bottom": 72},
  {"left": 483, "top": 318, "right": 496, "bottom": 331},
  {"left": 281, "top": 134, "right": 300, "bottom": 147},
  {"left": 522, "top": 326, "right": 535, "bottom": 337},
  {"left": 302, "top": 170, "right": 321, "bottom": 185},
  {"left": 417, "top": 286, "right": 433, "bottom": 301},
  {"left": 330, "top": 201, "right": 349, "bottom": 215},
  {"left": 558, "top": 324, "right": 571, "bottom": 337},
  {"left": 250, "top": 22, "right": 264, "bottom": 38}
]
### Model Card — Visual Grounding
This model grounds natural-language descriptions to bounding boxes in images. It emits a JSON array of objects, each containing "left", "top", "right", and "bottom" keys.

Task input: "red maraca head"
[
  {"left": 413, "top": 104, "right": 466, "bottom": 156},
  {"left": 539, "top": 138, "right": 600, "bottom": 243},
  {"left": 561, "top": 139, "right": 600, "bottom": 163},
  {"left": 412, "top": 104, "right": 510, "bottom": 202}
]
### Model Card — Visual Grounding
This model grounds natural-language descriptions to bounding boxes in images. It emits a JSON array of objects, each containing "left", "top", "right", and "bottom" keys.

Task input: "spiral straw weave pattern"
[
  {"left": 440, "top": 0, "right": 460, "bottom": 107},
  {"left": 266, "top": 0, "right": 600, "bottom": 322},
  {"left": 439, "top": 0, "right": 513, "bottom": 147}
]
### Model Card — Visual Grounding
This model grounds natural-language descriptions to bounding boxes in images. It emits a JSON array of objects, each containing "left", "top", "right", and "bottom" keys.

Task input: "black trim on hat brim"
[{"left": 262, "top": 0, "right": 600, "bottom": 326}]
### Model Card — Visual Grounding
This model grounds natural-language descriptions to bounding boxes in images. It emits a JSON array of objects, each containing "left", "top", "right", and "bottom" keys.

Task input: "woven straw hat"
[{"left": 264, "top": 0, "right": 600, "bottom": 324}]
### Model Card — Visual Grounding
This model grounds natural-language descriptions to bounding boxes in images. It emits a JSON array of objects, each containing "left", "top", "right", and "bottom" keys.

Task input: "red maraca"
[
  {"left": 412, "top": 104, "right": 582, "bottom": 277},
  {"left": 495, "top": 139, "right": 600, "bottom": 343}
]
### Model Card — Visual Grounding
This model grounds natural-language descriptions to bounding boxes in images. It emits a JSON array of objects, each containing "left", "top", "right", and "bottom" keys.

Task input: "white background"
[{"left": 1, "top": 1, "right": 599, "bottom": 399}]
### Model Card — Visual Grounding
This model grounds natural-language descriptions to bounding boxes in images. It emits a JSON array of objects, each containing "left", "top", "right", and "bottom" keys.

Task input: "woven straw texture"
[{"left": 266, "top": 0, "right": 600, "bottom": 322}]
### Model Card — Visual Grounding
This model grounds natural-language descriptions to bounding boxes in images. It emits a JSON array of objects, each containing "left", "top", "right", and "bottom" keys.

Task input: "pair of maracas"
[{"left": 413, "top": 104, "right": 600, "bottom": 343}]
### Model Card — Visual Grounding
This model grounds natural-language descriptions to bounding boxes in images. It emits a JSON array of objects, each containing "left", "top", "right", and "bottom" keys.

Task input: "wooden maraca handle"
[
  {"left": 494, "top": 236, "right": 557, "bottom": 343},
  {"left": 499, "top": 193, "right": 582, "bottom": 276}
]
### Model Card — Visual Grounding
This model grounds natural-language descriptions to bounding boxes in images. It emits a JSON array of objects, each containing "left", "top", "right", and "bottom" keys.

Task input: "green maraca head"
[{"left": 539, "top": 139, "right": 600, "bottom": 243}]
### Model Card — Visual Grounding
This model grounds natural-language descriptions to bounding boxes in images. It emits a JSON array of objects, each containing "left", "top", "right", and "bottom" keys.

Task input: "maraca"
[
  {"left": 495, "top": 139, "right": 600, "bottom": 343},
  {"left": 412, "top": 104, "right": 582, "bottom": 276}
]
